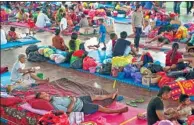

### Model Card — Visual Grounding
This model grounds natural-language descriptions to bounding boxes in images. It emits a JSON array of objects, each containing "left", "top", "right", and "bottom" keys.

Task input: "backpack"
[
  {"left": 141, "top": 53, "right": 153, "bottom": 66},
  {"left": 28, "top": 51, "right": 48, "bottom": 62},
  {"left": 26, "top": 45, "right": 39, "bottom": 56},
  {"left": 146, "top": 64, "right": 163, "bottom": 73},
  {"left": 99, "top": 63, "right": 112, "bottom": 75},
  {"left": 70, "top": 58, "right": 83, "bottom": 69}
]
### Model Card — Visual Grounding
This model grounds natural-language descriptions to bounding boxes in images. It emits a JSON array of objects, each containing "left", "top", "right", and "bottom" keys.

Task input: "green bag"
[
  {"left": 37, "top": 73, "right": 44, "bottom": 80},
  {"left": 70, "top": 56, "right": 79, "bottom": 64}
]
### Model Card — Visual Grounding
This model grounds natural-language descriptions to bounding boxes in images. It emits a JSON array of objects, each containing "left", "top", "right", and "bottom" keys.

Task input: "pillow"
[
  {"left": 0, "top": 97, "right": 22, "bottom": 106},
  {"left": 28, "top": 99, "right": 54, "bottom": 111}
]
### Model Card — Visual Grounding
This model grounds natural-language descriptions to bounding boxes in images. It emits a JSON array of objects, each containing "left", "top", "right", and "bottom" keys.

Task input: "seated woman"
[
  {"left": 8, "top": 54, "right": 49, "bottom": 92},
  {"left": 68, "top": 33, "right": 81, "bottom": 52},
  {"left": 15, "top": 8, "right": 25, "bottom": 22},
  {"left": 113, "top": 31, "right": 137, "bottom": 57},
  {"left": 146, "top": 27, "right": 176, "bottom": 47},
  {"left": 165, "top": 43, "right": 183, "bottom": 66},
  {"left": 52, "top": 29, "right": 68, "bottom": 51},
  {"left": 7, "top": 27, "right": 19, "bottom": 41},
  {"left": 35, "top": 8, "right": 51, "bottom": 28},
  {"left": 0, "top": 25, "right": 7, "bottom": 45},
  {"left": 55, "top": 8, "right": 64, "bottom": 25}
]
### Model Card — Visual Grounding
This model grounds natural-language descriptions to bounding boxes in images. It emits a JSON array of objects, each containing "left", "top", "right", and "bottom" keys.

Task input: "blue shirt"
[
  {"left": 99, "top": 24, "right": 106, "bottom": 35},
  {"left": 51, "top": 96, "right": 83, "bottom": 112},
  {"left": 99, "top": 24, "right": 106, "bottom": 42}
]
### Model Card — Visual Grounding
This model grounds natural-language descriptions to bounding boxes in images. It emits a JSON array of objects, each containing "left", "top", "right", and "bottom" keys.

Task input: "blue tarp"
[{"left": 1, "top": 39, "right": 41, "bottom": 50}]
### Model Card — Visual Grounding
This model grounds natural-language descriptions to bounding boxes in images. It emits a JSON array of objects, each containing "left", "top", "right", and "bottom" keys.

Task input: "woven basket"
[{"left": 142, "top": 74, "right": 161, "bottom": 86}]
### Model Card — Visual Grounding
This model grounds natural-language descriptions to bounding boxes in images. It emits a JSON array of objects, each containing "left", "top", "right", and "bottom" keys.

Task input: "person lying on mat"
[
  {"left": 145, "top": 27, "right": 177, "bottom": 47},
  {"left": 68, "top": 32, "right": 81, "bottom": 52},
  {"left": 147, "top": 86, "right": 179, "bottom": 125},
  {"left": 8, "top": 54, "right": 49, "bottom": 92},
  {"left": 35, "top": 89, "right": 128, "bottom": 114},
  {"left": 113, "top": 31, "right": 138, "bottom": 57},
  {"left": 0, "top": 25, "right": 7, "bottom": 45},
  {"left": 7, "top": 27, "right": 20, "bottom": 41},
  {"left": 52, "top": 29, "right": 68, "bottom": 51}
]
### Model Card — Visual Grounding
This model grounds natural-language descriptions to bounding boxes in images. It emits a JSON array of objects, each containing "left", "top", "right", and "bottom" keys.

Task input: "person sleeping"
[{"left": 35, "top": 89, "right": 128, "bottom": 114}]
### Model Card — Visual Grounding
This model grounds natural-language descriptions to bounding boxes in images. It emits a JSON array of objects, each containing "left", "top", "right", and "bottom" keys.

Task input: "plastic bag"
[
  {"left": 70, "top": 56, "right": 79, "bottom": 64},
  {"left": 38, "top": 111, "right": 70, "bottom": 125},
  {"left": 83, "top": 56, "right": 97, "bottom": 71},
  {"left": 70, "top": 58, "right": 83, "bottom": 69},
  {"left": 55, "top": 55, "right": 66, "bottom": 64},
  {"left": 99, "top": 63, "right": 112, "bottom": 75},
  {"left": 112, "top": 55, "right": 133, "bottom": 67},
  {"left": 131, "top": 72, "right": 142, "bottom": 83},
  {"left": 72, "top": 50, "right": 85, "bottom": 58},
  {"left": 43, "top": 48, "right": 55, "bottom": 58}
]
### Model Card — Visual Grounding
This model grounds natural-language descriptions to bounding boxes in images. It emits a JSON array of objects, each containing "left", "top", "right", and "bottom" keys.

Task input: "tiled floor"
[{"left": 1, "top": 4, "right": 193, "bottom": 109}]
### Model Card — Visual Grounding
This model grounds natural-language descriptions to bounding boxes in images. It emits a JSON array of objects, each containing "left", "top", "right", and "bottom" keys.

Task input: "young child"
[
  {"left": 177, "top": 94, "right": 194, "bottom": 124},
  {"left": 7, "top": 27, "right": 19, "bottom": 41},
  {"left": 142, "top": 19, "right": 152, "bottom": 37},
  {"left": 27, "top": 15, "right": 35, "bottom": 35},
  {"left": 97, "top": 19, "right": 107, "bottom": 50}
]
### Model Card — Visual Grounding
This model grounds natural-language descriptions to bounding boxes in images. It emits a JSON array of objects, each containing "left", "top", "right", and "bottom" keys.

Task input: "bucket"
[
  {"left": 37, "top": 73, "right": 44, "bottom": 80},
  {"left": 89, "top": 67, "right": 96, "bottom": 73}
]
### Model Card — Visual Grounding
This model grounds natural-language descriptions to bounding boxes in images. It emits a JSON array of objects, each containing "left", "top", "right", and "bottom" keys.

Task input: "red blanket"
[{"left": 0, "top": 67, "right": 8, "bottom": 74}]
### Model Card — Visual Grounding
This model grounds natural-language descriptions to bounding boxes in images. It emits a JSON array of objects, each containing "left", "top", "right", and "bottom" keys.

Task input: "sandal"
[
  {"left": 130, "top": 98, "right": 145, "bottom": 103},
  {"left": 126, "top": 101, "right": 137, "bottom": 107}
]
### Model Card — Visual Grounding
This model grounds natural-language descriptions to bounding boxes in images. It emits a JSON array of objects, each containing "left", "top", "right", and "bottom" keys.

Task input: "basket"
[{"left": 142, "top": 74, "right": 161, "bottom": 86}]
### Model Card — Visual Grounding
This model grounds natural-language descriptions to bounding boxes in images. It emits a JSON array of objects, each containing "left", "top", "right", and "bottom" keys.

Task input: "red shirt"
[
  {"left": 165, "top": 50, "right": 183, "bottom": 66},
  {"left": 27, "top": 18, "right": 35, "bottom": 28},
  {"left": 8, "top": 31, "right": 17, "bottom": 40}
]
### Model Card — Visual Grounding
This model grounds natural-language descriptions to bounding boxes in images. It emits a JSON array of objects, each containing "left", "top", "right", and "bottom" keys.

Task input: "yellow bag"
[
  {"left": 176, "top": 26, "right": 188, "bottom": 39},
  {"left": 112, "top": 55, "right": 133, "bottom": 67}
]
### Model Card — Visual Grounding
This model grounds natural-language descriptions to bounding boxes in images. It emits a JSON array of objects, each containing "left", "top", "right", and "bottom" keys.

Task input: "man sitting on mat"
[
  {"left": 35, "top": 89, "right": 128, "bottom": 114},
  {"left": 147, "top": 86, "right": 179, "bottom": 125},
  {"left": 7, "top": 54, "right": 49, "bottom": 93}
]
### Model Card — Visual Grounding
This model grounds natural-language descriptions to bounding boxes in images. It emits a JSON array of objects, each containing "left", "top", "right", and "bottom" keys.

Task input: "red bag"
[
  {"left": 158, "top": 75, "right": 175, "bottom": 88},
  {"left": 83, "top": 56, "right": 97, "bottom": 71},
  {"left": 0, "top": 67, "right": 8, "bottom": 74},
  {"left": 72, "top": 50, "right": 85, "bottom": 58},
  {"left": 38, "top": 111, "right": 70, "bottom": 125},
  {"left": 188, "top": 115, "right": 194, "bottom": 125}
]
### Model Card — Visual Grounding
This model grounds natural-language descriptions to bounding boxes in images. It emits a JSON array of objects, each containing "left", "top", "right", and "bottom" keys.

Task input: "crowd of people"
[{"left": 1, "top": 1, "right": 194, "bottom": 125}]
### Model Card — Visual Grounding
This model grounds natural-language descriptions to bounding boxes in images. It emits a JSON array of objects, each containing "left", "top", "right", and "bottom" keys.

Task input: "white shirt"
[
  {"left": 35, "top": 12, "right": 50, "bottom": 28},
  {"left": 11, "top": 61, "right": 25, "bottom": 82},
  {"left": 142, "top": 25, "right": 151, "bottom": 35},
  {"left": 1, "top": 29, "right": 7, "bottom": 44},
  {"left": 60, "top": 17, "right": 67, "bottom": 31}
]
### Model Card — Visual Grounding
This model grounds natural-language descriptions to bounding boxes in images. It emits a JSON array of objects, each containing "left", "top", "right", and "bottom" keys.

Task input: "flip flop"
[
  {"left": 126, "top": 101, "right": 137, "bottom": 107},
  {"left": 135, "top": 98, "right": 145, "bottom": 103},
  {"left": 130, "top": 98, "right": 145, "bottom": 103}
]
